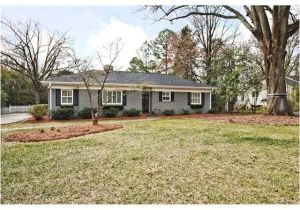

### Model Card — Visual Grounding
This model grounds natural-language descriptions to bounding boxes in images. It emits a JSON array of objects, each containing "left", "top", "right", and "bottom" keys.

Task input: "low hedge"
[
  {"left": 50, "top": 107, "right": 75, "bottom": 120},
  {"left": 103, "top": 107, "right": 119, "bottom": 118},
  {"left": 163, "top": 109, "right": 175, "bottom": 116},
  {"left": 181, "top": 109, "right": 190, "bottom": 115},
  {"left": 123, "top": 108, "right": 141, "bottom": 117},
  {"left": 78, "top": 107, "right": 97, "bottom": 119}
]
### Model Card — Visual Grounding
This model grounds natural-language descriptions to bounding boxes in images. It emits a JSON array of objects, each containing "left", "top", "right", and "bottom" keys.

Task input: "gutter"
[{"left": 40, "top": 80, "right": 217, "bottom": 91}]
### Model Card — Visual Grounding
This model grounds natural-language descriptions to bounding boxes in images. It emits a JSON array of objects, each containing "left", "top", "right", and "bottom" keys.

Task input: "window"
[
  {"left": 61, "top": 89, "right": 73, "bottom": 105},
  {"left": 103, "top": 90, "right": 122, "bottom": 105},
  {"left": 162, "top": 92, "right": 171, "bottom": 102},
  {"left": 191, "top": 92, "right": 202, "bottom": 105}
]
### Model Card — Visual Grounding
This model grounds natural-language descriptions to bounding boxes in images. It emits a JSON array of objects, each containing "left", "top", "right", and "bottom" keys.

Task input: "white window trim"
[
  {"left": 102, "top": 90, "right": 123, "bottom": 105},
  {"left": 190, "top": 92, "right": 202, "bottom": 105},
  {"left": 61, "top": 89, "right": 73, "bottom": 106},
  {"left": 162, "top": 91, "right": 171, "bottom": 102}
]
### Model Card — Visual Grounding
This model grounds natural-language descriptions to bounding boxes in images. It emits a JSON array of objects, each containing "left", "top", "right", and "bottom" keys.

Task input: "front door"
[{"left": 142, "top": 92, "right": 149, "bottom": 113}]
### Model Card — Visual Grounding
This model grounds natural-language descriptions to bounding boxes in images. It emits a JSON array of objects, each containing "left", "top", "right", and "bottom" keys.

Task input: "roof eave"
[{"left": 41, "top": 80, "right": 216, "bottom": 91}]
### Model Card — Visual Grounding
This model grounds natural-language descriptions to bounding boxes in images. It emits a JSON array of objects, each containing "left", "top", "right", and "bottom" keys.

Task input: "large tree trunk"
[
  {"left": 265, "top": 53, "right": 292, "bottom": 115},
  {"left": 258, "top": 7, "right": 293, "bottom": 115}
]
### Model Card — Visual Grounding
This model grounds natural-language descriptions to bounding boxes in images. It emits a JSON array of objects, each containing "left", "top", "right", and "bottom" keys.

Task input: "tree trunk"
[
  {"left": 91, "top": 109, "right": 98, "bottom": 125},
  {"left": 92, "top": 119, "right": 98, "bottom": 125},
  {"left": 97, "top": 90, "right": 104, "bottom": 118},
  {"left": 34, "top": 85, "right": 41, "bottom": 104},
  {"left": 265, "top": 59, "right": 292, "bottom": 115},
  {"left": 258, "top": 6, "right": 293, "bottom": 116}
]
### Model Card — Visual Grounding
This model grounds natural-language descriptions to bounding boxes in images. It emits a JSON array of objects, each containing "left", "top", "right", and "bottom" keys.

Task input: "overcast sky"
[{"left": 2, "top": 6, "right": 252, "bottom": 70}]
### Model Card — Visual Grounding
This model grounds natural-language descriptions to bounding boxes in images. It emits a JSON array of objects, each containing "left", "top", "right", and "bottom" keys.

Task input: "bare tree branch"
[{"left": 1, "top": 17, "right": 71, "bottom": 103}]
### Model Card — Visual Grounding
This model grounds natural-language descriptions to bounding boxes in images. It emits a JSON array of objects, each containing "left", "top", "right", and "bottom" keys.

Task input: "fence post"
[{"left": 9, "top": 105, "right": 11, "bottom": 113}]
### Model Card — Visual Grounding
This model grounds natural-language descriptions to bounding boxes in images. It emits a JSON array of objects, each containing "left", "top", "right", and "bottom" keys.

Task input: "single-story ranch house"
[{"left": 41, "top": 70, "right": 215, "bottom": 115}]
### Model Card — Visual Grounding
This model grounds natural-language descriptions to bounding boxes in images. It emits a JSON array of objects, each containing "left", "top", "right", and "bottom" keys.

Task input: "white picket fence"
[{"left": 1, "top": 105, "right": 31, "bottom": 114}]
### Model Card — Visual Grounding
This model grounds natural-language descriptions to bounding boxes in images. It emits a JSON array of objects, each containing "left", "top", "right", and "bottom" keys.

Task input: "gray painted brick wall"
[
  {"left": 151, "top": 92, "right": 210, "bottom": 114},
  {"left": 49, "top": 89, "right": 211, "bottom": 114}
]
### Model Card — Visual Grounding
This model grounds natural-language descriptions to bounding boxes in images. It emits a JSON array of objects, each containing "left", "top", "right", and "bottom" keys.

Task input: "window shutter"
[
  {"left": 159, "top": 91, "right": 162, "bottom": 101},
  {"left": 73, "top": 89, "right": 79, "bottom": 106},
  {"left": 56, "top": 89, "right": 61, "bottom": 106},
  {"left": 122, "top": 91, "right": 127, "bottom": 106},
  {"left": 202, "top": 93, "right": 205, "bottom": 105},
  {"left": 187, "top": 92, "right": 191, "bottom": 105},
  {"left": 171, "top": 92, "right": 174, "bottom": 102}
]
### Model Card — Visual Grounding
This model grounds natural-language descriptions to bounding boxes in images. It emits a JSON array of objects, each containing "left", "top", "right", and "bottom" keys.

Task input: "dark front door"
[{"left": 142, "top": 92, "right": 149, "bottom": 113}]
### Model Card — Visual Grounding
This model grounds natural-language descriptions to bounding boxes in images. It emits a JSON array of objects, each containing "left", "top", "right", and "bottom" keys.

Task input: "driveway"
[{"left": 1, "top": 113, "right": 30, "bottom": 125}]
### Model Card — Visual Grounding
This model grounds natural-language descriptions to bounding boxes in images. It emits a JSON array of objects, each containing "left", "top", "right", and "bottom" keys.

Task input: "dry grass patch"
[
  {"left": 1, "top": 118, "right": 298, "bottom": 204},
  {"left": 167, "top": 113, "right": 299, "bottom": 126}
]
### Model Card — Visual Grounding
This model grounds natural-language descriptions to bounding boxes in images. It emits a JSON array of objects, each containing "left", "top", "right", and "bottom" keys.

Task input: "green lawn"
[{"left": 1, "top": 118, "right": 299, "bottom": 204}]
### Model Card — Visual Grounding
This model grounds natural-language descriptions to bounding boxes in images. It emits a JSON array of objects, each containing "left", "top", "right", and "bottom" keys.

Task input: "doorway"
[{"left": 142, "top": 92, "right": 150, "bottom": 113}]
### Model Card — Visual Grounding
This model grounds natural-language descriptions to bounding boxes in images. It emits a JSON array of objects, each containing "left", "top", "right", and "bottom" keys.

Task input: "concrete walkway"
[{"left": 0, "top": 113, "right": 30, "bottom": 125}]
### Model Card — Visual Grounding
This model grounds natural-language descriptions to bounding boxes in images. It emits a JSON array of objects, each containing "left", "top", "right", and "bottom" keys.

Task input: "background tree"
[
  {"left": 191, "top": 6, "right": 239, "bottom": 85},
  {"left": 55, "top": 69, "right": 74, "bottom": 77},
  {"left": 128, "top": 41, "right": 157, "bottom": 72},
  {"left": 285, "top": 32, "right": 299, "bottom": 77},
  {"left": 1, "top": 18, "right": 70, "bottom": 104},
  {"left": 212, "top": 43, "right": 264, "bottom": 112},
  {"left": 1, "top": 67, "right": 47, "bottom": 106},
  {"left": 152, "top": 29, "right": 178, "bottom": 74},
  {"left": 173, "top": 25, "right": 199, "bottom": 80},
  {"left": 143, "top": 5, "right": 299, "bottom": 115}
]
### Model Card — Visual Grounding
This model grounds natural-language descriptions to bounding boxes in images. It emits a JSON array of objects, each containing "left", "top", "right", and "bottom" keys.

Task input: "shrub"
[
  {"left": 28, "top": 104, "right": 48, "bottom": 120},
  {"left": 50, "top": 107, "right": 75, "bottom": 120},
  {"left": 123, "top": 108, "right": 141, "bottom": 117},
  {"left": 103, "top": 105, "right": 123, "bottom": 111},
  {"left": 256, "top": 106, "right": 268, "bottom": 114},
  {"left": 208, "top": 108, "right": 218, "bottom": 114},
  {"left": 195, "top": 110, "right": 203, "bottom": 114},
  {"left": 103, "top": 107, "right": 119, "bottom": 118},
  {"left": 163, "top": 109, "right": 175, "bottom": 116},
  {"left": 78, "top": 107, "right": 97, "bottom": 119},
  {"left": 181, "top": 109, "right": 190, "bottom": 115}
]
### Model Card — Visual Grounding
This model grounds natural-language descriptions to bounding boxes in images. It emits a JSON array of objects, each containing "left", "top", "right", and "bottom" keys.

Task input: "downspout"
[
  {"left": 49, "top": 82, "right": 52, "bottom": 118},
  {"left": 209, "top": 92, "right": 212, "bottom": 110}
]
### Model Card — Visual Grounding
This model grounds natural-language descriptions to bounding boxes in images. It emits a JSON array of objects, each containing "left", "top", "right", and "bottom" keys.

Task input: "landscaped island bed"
[{"left": 4, "top": 124, "right": 123, "bottom": 142}]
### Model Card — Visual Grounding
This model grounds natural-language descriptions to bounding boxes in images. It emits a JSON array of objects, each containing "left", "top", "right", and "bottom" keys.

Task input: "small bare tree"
[
  {"left": 1, "top": 18, "right": 70, "bottom": 103},
  {"left": 69, "top": 51, "right": 97, "bottom": 125},
  {"left": 89, "top": 38, "right": 123, "bottom": 123}
]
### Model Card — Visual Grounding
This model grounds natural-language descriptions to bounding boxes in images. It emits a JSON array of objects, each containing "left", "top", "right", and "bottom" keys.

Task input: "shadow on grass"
[{"left": 238, "top": 136, "right": 296, "bottom": 146}]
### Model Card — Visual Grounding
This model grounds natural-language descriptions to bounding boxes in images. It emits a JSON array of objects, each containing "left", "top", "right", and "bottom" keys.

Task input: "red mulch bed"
[
  {"left": 4, "top": 124, "right": 123, "bottom": 143},
  {"left": 163, "top": 113, "right": 299, "bottom": 126},
  {"left": 27, "top": 115, "right": 148, "bottom": 123}
]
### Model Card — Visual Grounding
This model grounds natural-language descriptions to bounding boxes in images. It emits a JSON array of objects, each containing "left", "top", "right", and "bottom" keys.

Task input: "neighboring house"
[
  {"left": 286, "top": 76, "right": 299, "bottom": 101},
  {"left": 41, "top": 71, "right": 215, "bottom": 115},
  {"left": 236, "top": 76, "right": 299, "bottom": 109}
]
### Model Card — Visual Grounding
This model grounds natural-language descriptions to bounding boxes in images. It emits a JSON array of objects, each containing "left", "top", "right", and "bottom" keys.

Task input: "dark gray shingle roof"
[{"left": 46, "top": 71, "right": 212, "bottom": 88}]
